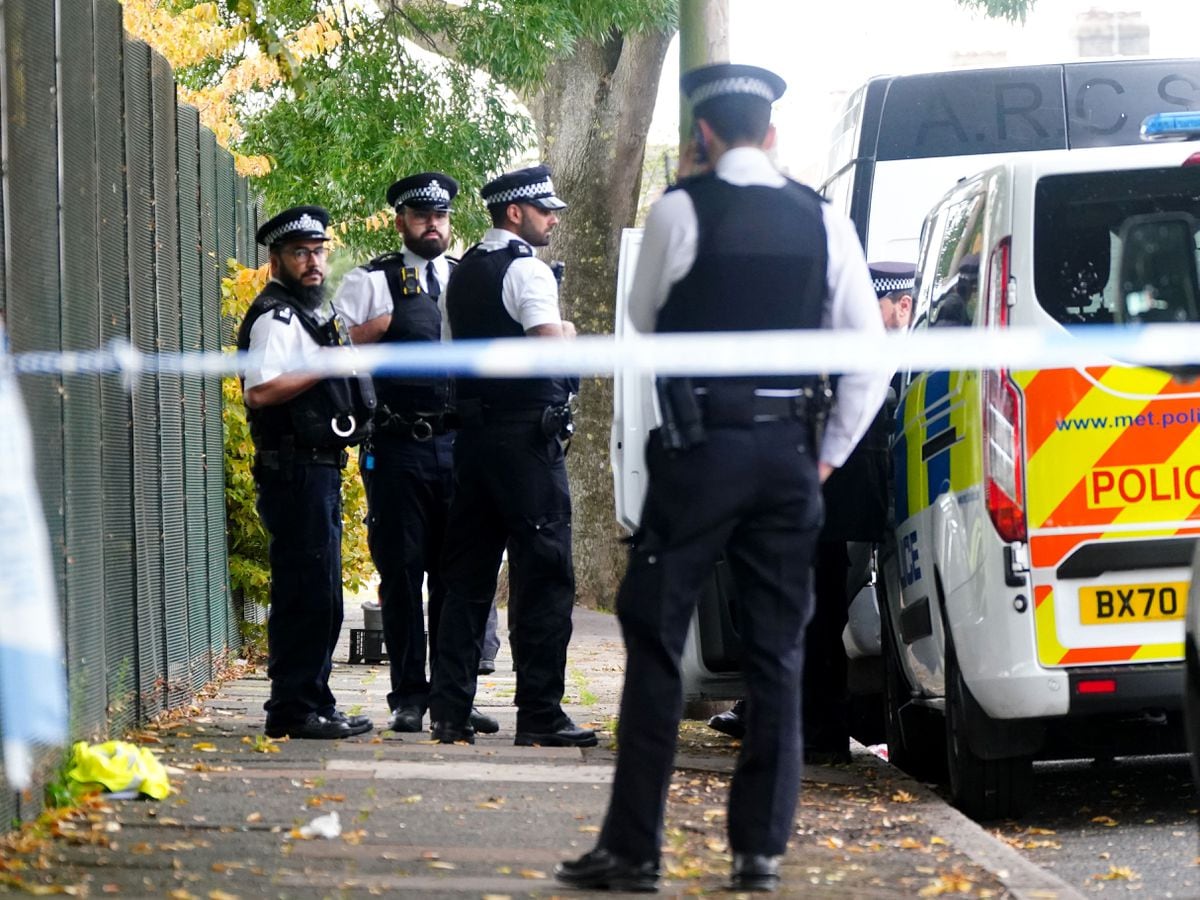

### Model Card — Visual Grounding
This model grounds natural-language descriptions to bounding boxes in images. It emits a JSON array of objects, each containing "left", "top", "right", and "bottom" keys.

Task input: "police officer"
[
  {"left": 708, "top": 261, "right": 915, "bottom": 758},
  {"left": 334, "top": 174, "right": 499, "bottom": 737},
  {"left": 238, "top": 205, "right": 376, "bottom": 740},
  {"left": 555, "top": 65, "right": 889, "bottom": 893},
  {"left": 427, "top": 165, "right": 595, "bottom": 749}
]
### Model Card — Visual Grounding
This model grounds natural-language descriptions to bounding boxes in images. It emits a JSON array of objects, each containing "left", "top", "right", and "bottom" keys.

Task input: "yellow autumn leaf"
[
  {"left": 579, "top": 824, "right": 600, "bottom": 833},
  {"left": 208, "top": 891, "right": 241, "bottom": 900},
  {"left": 428, "top": 861, "right": 457, "bottom": 870},
  {"left": 898, "top": 837, "right": 925, "bottom": 849},
  {"left": 1090, "top": 815, "right": 1119, "bottom": 827},
  {"left": 518, "top": 869, "right": 548, "bottom": 880},
  {"left": 918, "top": 872, "right": 976, "bottom": 896},
  {"left": 192, "top": 742, "right": 217, "bottom": 752},
  {"left": 822, "top": 836, "right": 844, "bottom": 850},
  {"left": 1092, "top": 865, "right": 1138, "bottom": 881},
  {"left": 891, "top": 790, "right": 917, "bottom": 803}
]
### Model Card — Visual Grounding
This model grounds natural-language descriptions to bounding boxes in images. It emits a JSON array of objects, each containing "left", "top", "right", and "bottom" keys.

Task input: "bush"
[{"left": 221, "top": 261, "right": 374, "bottom": 612}]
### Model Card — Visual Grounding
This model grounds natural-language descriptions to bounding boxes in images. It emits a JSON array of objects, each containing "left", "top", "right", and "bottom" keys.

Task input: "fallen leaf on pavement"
[
  {"left": 578, "top": 824, "right": 600, "bottom": 833},
  {"left": 891, "top": 790, "right": 916, "bottom": 803},
  {"left": 167, "top": 891, "right": 198, "bottom": 900},
  {"left": 821, "top": 836, "right": 844, "bottom": 850},
  {"left": 518, "top": 869, "right": 547, "bottom": 880},
  {"left": 1092, "top": 866, "right": 1138, "bottom": 882},
  {"left": 917, "top": 871, "right": 976, "bottom": 896},
  {"left": 428, "top": 861, "right": 457, "bottom": 870},
  {"left": 898, "top": 837, "right": 925, "bottom": 850},
  {"left": 191, "top": 742, "right": 217, "bottom": 753},
  {"left": 1090, "top": 815, "right": 1119, "bottom": 827},
  {"left": 208, "top": 891, "right": 240, "bottom": 900},
  {"left": 245, "top": 813, "right": 262, "bottom": 824}
]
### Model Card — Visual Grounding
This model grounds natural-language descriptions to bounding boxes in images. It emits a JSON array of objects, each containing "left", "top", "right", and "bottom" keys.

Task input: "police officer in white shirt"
[
  {"left": 556, "top": 64, "right": 889, "bottom": 894},
  {"left": 428, "top": 165, "right": 593, "bottom": 749},
  {"left": 333, "top": 174, "right": 501, "bottom": 738},
  {"left": 238, "top": 205, "right": 375, "bottom": 741}
]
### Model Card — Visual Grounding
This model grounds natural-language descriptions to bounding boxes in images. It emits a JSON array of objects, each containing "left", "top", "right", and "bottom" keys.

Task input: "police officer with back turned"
[
  {"left": 555, "top": 65, "right": 889, "bottom": 893},
  {"left": 333, "top": 173, "right": 499, "bottom": 738},
  {"left": 427, "top": 165, "right": 595, "bottom": 749},
  {"left": 238, "top": 205, "right": 376, "bottom": 741}
]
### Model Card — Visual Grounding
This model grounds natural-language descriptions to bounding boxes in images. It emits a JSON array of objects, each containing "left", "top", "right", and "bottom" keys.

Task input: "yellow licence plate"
[{"left": 1079, "top": 582, "right": 1189, "bottom": 625}]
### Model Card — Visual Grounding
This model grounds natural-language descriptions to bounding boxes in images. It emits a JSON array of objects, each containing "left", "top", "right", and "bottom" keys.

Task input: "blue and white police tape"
[{"left": 8, "top": 324, "right": 1200, "bottom": 381}]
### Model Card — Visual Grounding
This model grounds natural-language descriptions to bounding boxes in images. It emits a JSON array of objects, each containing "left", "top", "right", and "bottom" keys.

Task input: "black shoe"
[
  {"left": 328, "top": 709, "right": 373, "bottom": 734},
  {"left": 430, "top": 721, "right": 475, "bottom": 744},
  {"left": 265, "top": 712, "right": 358, "bottom": 740},
  {"left": 731, "top": 853, "right": 781, "bottom": 892},
  {"left": 478, "top": 657, "right": 496, "bottom": 675},
  {"left": 554, "top": 848, "right": 659, "bottom": 892},
  {"left": 515, "top": 720, "right": 597, "bottom": 748},
  {"left": 804, "top": 746, "right": 852, "bottom": 766},
  {"left": 708, "top": 700, "right": 746, "bottom": 739},
  {"left": 388, "top": 705, "right": 423, "bottom": 733},
  {"left": 469, "top": 707, "right": 500, "bottom": 734}
]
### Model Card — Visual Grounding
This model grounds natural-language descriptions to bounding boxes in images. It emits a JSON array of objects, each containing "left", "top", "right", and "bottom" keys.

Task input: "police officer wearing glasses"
[
  {"left": 334, "top": 173, "right": 500, "bottom": 738},
  {"left": 238, "top": 205, "right": 376, "bottom": 741},
  {"left": 555, "top": 65, "right": 888, "bottom": 893},
  {"left": 427, "top": 165, "right": 594, "bottom": 749}
]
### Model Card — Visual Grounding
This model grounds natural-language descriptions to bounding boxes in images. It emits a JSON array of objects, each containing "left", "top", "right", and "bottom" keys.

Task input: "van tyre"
[
  {"left": 944, "top": 641, "right": 1033, "bottom": 820},
  {"left": 879, "top": 555, "right": 946, "bottom": 782}
]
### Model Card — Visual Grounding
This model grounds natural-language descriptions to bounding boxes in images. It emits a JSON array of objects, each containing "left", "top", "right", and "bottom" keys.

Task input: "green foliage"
[
  {"left": 220, "top": 261, "right": 375, "bottom": 611},
  {"left": 240, "top": 12, "right": 531, "bottom": 253},
  {"left": 956, "top": 0, "right": 1036, "bottom": 22}
]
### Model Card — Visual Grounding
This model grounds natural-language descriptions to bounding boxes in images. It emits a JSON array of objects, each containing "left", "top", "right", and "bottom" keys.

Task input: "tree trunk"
[{"left": 524, "top": 27, "right": 674, "bottom": 609}]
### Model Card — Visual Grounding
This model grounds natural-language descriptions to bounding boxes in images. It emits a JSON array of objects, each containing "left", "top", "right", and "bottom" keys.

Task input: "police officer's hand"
[
  {"left": 561, "top": 320, "right": 577, "bottom": 340},
  {"left": 819, "top": 462, "right": 834, "bottom": 483}
]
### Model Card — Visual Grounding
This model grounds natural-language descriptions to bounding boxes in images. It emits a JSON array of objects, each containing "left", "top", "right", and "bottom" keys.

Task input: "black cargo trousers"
[
  {"left": 428, "top": 419, "right": 575, "bottom": 733},
  {"left": 599, "top": 421, "right": 823, "bottom": 863},
  {"left": 255, "top": 458, "right": 344, "bottom": 729}
]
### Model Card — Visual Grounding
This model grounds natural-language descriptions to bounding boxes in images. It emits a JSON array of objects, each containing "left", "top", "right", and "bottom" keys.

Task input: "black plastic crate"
[{"left": 349, "top": 628, "right": 388, "bottom": 665}]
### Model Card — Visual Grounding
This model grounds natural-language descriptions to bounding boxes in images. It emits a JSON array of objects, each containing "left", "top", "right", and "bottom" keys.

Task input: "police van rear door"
[{"left": 1021, "top": 161, "right": 1200, "bottom": 672}]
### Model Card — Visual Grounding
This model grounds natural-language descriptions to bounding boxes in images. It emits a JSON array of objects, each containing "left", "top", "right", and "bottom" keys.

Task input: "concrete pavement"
[{"left": 6, "top": 602, "right": 1085, "bottom": 898}]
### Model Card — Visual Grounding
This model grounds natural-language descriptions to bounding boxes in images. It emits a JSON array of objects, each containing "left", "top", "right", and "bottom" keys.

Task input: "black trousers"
[
  {"left": 429, "top": 422, "right": 574, "bottom": 733},
  {"left": 804, "top": 540, "right": 851, "bottom": 752},
  {"left": 600, "top": 423, "right": 822, "bottom": 862},
  {"left": 256, "top": 461, "right": 344, "bottom": 726},
  {"left": 363, "top": 432, "right": 454, "bottom": 712}
]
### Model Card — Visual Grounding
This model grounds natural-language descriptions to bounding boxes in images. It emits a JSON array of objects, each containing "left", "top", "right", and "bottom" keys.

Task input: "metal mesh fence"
[{"left": 0, "top": 0, "right": 260, "bottom": 809}]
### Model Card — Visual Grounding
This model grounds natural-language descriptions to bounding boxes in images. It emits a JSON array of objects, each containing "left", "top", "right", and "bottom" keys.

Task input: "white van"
[{"left": 884, "top": 139, "right": 1200, "bottom": 819}]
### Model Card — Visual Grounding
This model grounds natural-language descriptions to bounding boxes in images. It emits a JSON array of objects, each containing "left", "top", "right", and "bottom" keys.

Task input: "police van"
[{"left": 884, "top": 131, "right": 1200, "bottom": 819}]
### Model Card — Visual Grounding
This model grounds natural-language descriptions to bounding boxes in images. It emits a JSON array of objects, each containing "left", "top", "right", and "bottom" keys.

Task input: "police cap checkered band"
[
  {"left": 869, "top": 261, "right": 916, "bottom": 298},
  {"left": 481, "top": 165, "right": 568, "bottom": 210},
  {"left": 387, "top": 172, "right": 459, "bottom": 210},
  {"left": 256, "top": 205, "right": 330, "bottom": 246},
  {"left": 681, "top": 63, "right": 787, "bottom": 108}
]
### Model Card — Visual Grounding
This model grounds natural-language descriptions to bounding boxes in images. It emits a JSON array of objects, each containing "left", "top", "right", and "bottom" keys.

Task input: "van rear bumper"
[{"left": 1066, "top": 663, "right": 1184, "bottom": 716}]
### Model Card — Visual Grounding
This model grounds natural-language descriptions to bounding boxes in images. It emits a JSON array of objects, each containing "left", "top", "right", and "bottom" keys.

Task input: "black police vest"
[
  {"left": 363, "top": 252, "right": 453, "bottom": 417},
  {"left": 446, "top": 240, "right": 571, "bottom": 410},
  {"left": 236, "top": 281, "right": 376, "bottom": 452},
  {"left": 657, "top": 173, "right": 829, "bottom": 391}
]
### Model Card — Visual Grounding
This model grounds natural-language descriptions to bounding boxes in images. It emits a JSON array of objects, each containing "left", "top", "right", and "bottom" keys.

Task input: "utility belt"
[
  {"left": 455, "top": 397, "right": 577, "bottom": 449},
  {"left": 656, "top": 377, "right": 833, "bottom": 453},
  {"left": 255, "top": 439, "right": 348, "bottom": 475},
  {"left": 375, "top": 407, "right": 453, "bottom": 442}
]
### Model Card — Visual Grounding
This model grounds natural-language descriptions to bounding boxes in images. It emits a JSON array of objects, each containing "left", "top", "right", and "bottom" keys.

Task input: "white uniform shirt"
[
  {"left": 443, "top": 228, "right": 562, "bottom": 339},
  {"left": 626, "top": 146, "right": 889, "bottom": 468},
  {"left": 242, "top": 281, "right": 333, "bottom": 391},
  {"left": 334, "top": 248, "right": 452, "bottom": 328}
]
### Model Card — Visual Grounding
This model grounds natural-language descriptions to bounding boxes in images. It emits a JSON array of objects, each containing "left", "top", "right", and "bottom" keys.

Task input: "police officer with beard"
[
  {"left": 238, "top": 205, "right": 376, "bottom": 740},
  {"left": 334, "top": 173, "right": 499, "bottom": 737},
  {"left": 427, "top": 165, "right": 595, "bottom": 749},
  {"left": 555, "top": 65, "right": 888, "bottom": 893}
]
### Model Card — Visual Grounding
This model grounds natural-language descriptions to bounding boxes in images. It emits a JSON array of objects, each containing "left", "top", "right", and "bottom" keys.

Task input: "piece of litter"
[{"left": 298, "top": 811, "right": 341, "bottom": 839}]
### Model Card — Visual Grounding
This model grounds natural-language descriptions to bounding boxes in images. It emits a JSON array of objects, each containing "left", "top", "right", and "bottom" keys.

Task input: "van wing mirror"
[{"left": 1115, "top": 212, "right": 1200, "bottom": 325}]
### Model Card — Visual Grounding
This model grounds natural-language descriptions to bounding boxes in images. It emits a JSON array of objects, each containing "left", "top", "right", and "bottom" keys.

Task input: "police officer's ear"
[{"left": 762, "top": 123, "right": 777, "bottom": 152}]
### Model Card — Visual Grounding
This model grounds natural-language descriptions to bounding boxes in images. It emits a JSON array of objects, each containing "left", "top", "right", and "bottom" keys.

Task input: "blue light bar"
[{"left": 1140, "top": 111, "right": 1200, "bottom": 142}]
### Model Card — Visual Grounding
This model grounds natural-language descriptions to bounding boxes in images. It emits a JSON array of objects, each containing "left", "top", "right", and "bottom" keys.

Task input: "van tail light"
[
  {"left": 982, "top": 237, "right": 1027, "bottom": 543},
  {"left": 1184, "top": 152, "right": 1200, "bottom": 167}
]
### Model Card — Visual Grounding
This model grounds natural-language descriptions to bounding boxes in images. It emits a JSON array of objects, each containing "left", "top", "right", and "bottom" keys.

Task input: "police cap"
[
  {"left": 681, "top": 63, "right": 787, "bottom": 113},
  {"left": 256, "top": 205, "right": 331, "bottom": 247},
  {"left": 480, "top": 164, "right": 567, "bottom": 211},
  {"left": 386, "top": 172, "right": 458, "bottom": 212},
  {"left": 869, "top": 261, "right": 916, "bottom": 298}
]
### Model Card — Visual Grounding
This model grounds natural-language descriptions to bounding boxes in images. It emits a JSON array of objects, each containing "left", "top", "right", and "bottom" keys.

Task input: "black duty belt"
[
  {"left": 258, "top": 447, "right": 348, "bottom": 469},
  {"left": 457, "top": 405, "right": 550, "bottom": 428},
  {"left": 698, "top": 392, "right": 816, "bottom": 427},
  {"left": 377, "top": 411, "right": 452, "bottom": 441}
]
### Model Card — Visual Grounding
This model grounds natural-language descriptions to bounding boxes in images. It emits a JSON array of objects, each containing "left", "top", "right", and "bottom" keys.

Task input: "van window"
[
  {"left": 928, "top": 193, "right": 986, "bottom": 328},
  {"left": 1034, "top": 165, "right": 1200, "bottom": 325}
]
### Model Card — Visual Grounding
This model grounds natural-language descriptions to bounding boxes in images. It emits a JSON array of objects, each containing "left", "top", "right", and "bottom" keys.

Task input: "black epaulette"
[
  {"left": 365, "top": 251, "right": 406, "bottom": 272},
  {"left": 272, "top": 304, "right": 294, "bottom": 323},
  {"left": 666, "top": 171, "right": 718, "bottom": 193},
  {"left": 507, "top": 240, "right": 533, "bottom": 258},
  {"left": 784, "top": 177, "right": 828, "bottom": 204}
]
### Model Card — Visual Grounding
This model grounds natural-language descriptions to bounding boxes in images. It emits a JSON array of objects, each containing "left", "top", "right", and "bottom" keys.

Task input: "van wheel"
[
  {"left": 880, "top": 559, "right": 946, "bottom": 781},
  {"left": 944, "top": 642, "right": 1033, "bottom": 820}
]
